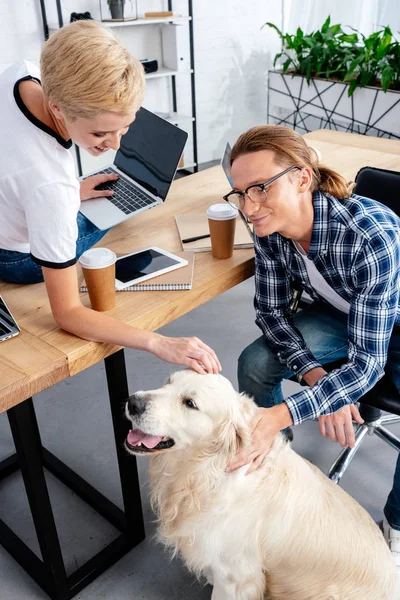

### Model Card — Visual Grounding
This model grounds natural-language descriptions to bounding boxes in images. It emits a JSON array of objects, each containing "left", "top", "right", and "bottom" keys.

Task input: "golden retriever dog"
[{"left": 125, "top": 370, "right": 397, "bottom": 600}]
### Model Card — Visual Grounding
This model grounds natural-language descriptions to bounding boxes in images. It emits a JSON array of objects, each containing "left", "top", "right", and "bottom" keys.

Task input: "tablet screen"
[{"left": 115, "top": 249, "right": 181, "bottom": 284}]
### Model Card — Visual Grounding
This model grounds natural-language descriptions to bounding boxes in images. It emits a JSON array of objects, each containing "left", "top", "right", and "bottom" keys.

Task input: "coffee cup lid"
[
  {"left": 308, "top": 145, "right": 321, "bottom": 162},
  {"left": 206, "top": 203, "right": 238, "bottom": 220},
  {"left": 79, "top": 247, "right": 117, "bottom": 269}
]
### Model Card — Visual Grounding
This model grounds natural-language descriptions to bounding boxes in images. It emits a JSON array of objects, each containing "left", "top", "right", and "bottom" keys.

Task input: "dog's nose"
[{"left": 127, "top": 394, "right": 147, "bottom": 417}]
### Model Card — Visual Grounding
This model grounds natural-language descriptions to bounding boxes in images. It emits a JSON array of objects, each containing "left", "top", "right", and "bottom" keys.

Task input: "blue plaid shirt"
[{"left": 254, "top": 190, "right": 400, "bottom": 426}]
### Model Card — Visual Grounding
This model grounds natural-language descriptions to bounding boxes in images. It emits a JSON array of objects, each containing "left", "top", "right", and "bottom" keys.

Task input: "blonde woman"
[
  {"left": 226, "top": 125, "right": 400, "bottom": 577},
  {"left": 0, "top": 21, "right": 220, "bottom": 375}
]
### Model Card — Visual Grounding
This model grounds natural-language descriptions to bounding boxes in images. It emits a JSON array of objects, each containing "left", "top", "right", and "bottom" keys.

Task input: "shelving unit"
[
  {"left": 144, "top": 66, "right": 193, "bottom": 80},
  {"left": 39, "top": 1, "right": 198, "bottom": 176},
  {"left": 102, "top": 16, "right": 191, "bottom": 27}
]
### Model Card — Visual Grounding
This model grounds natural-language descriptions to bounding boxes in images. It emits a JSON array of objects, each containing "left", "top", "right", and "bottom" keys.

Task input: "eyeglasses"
[{"left": 223, "top": 165, "right": 302, "bottom": 210}]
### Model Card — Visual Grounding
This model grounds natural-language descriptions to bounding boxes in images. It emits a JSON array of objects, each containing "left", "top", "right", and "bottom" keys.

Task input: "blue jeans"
[
  {"left": 238, "top": 302, "right": 400, "bottom": 529},
  {"left": 0, "top": 213, "right": 109, "bottom": 284}
]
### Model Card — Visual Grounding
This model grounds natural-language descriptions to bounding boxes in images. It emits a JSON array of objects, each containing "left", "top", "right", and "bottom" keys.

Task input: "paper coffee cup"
[
  {"left": 79, "top": 248, "right": 117, "bottom": 311},
  {"left": 308, "top": 145, "right": 321, "bottom": 162},
  {"left": 206, "top": 203, "right": 238, "bottom": 259}
]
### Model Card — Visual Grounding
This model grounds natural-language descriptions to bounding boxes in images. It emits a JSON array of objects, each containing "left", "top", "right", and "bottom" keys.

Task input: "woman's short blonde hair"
[{"left": 40, "top": 20, "right": 145, "bottom": 120}]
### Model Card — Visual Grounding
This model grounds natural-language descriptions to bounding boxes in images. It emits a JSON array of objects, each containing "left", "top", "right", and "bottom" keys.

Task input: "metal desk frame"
[{"left": 0, "top": 350, "right": 144, "bottom": 600}]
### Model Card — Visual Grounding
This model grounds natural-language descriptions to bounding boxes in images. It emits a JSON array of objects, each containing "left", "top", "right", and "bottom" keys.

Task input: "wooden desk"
[
  {"left": 304, "top": 129, "right": 400, "bottom": 156},
  {"left": 1, "top": 130, "right": 400, "bottom": 409},
  {"left": 0, "top": 130, "right": 399, "bottom": 599}
]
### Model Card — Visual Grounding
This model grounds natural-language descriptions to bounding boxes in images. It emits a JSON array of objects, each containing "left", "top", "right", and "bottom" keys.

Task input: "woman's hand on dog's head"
[{"left": 148, "top": 333, "right": 222, "bottom": 374}]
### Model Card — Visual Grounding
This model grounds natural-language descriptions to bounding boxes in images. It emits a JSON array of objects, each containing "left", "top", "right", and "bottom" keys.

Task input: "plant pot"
[
  {"left": 109, "top": 0, "right": 124, "bottom": 20},
  {"left": 268, "top": 70, "right": 400, "bottom": 139}
]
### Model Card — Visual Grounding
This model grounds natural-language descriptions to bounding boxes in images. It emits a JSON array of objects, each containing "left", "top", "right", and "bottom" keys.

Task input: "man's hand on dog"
[
  {"left": 318, "top": 404, "right": 364, "bottom": 448},
  {"left": 228, "top": 404, "right": 293, "bottom": 475},
  {"left": 148, "top": 333, "right": 221, "bottom": 374}
]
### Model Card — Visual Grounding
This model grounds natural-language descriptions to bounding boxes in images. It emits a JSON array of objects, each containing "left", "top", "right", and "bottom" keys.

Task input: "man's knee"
[
  {"left": 238, "top": 342, "right": 258, "bottom": 383},
  {"left": 238, "top": 344, "right": 251, "bottom": 375},
  {"left": 238, "top": 337, "right": 274, "bottom": 384}
]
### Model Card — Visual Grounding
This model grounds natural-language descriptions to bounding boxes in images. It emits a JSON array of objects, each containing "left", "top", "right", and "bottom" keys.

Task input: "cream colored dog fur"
[{"left": 125, "top": 369, "right": 397, "bottom": 600}]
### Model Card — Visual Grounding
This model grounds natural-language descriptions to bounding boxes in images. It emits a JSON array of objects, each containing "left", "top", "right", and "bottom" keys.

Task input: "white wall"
[
  {"left": 188, "top": 0, "right": 282, "bottom": 162},
  {"left": 284, "top": 0, "right": 400, "bottom": 37},
  {"left": 0, "top": 0, "right": 43, "bottom": 72},
  {"left": 1, "top": 0, "right": 398, "bottom": 165}
]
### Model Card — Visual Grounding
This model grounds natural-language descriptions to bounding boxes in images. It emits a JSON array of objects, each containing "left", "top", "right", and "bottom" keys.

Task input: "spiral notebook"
[{"left": 80, "top": 252, "right": 195, "bottom": 292}]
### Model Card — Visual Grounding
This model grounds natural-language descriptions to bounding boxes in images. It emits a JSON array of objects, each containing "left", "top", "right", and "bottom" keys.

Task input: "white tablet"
[{"left": 115, "top": 247, "right": 188, "bottom": 291}]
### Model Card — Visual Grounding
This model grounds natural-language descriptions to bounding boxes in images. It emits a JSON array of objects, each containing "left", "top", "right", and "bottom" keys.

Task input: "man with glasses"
[{"left": 224, "top": 125, "right": 400, "bottom": 582}]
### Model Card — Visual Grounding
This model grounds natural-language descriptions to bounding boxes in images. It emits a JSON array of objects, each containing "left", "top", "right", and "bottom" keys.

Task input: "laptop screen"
[
  {"left": 114, "top": 108, "right": 188, "bottom": 201},
  {"left": 221, "top": 142, "right": 233, "bottom": 187}
]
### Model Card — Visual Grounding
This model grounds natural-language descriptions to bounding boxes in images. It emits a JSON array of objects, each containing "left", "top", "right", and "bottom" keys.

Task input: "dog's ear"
[
  {"left": 221, "top": 421, "right": 247, "bottom": 456},
  {"left": 238, "top": 392, "right": 256, "bottom": 420},
  {"left": 215, "top": 392, "right": 254, "bottom": 458}
]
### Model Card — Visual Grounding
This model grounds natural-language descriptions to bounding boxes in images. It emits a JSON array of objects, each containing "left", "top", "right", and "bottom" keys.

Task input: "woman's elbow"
[{"left": 51, "top": 305, "right": 80, "bottom": 333}]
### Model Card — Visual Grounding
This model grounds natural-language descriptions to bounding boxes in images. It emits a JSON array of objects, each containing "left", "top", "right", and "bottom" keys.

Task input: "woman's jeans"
[
  {"left": 0, "top": 213, "right": 109, "bottom": 284},
  {"left": 238, "top": 302, "right": 400, "bottom": 529}
]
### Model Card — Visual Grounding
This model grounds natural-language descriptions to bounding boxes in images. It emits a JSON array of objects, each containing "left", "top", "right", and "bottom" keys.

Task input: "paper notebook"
[
  {"left": 175, "top": 213, "right": 253, "bottom": 252},
  {"left": 80, "top": 252, "right": 195, "bottom": 292}
]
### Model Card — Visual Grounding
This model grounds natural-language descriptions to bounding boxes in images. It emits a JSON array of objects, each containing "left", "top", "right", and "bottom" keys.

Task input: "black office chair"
[{"left": 296, "top": 166, "right": 400, "bottom": 484}]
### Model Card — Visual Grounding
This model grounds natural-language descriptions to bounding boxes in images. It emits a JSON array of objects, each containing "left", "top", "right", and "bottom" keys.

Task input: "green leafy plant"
[{"left": 265, "top": 16, "right": 400, "bottom": 96}]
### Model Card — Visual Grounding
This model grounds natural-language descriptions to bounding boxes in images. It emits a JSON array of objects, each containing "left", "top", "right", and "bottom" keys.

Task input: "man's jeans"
[
  {"left": 238, "top": 302, "right": 400, "bottom": 529},
  {"left": 0, "top": 213, "right": 109, "bottom": 284}
]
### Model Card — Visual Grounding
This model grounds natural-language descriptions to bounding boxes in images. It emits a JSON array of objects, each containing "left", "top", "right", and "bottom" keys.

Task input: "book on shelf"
[
  {"left": 175, "top": 214, "right": 253, "bottom": 252},
  {"left": 80, "top": 252, "right": 195, "bottom": 292}
]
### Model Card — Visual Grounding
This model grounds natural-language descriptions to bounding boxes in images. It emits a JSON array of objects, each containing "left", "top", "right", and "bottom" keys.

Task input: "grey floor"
[{"left": 1, "top": 277, "right": 399, "bottom": 600}]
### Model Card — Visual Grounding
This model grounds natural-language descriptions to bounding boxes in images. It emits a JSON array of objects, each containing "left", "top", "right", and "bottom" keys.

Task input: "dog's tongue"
[{"left": 128, "top": 429, "right": 162, "bottom": 449}]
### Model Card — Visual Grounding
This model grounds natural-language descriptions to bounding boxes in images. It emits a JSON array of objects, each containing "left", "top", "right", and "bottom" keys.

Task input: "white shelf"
[
  {"left": 177, "top": 161, "right": 197, "bottom": 171},
  {"left": 103, "top": 16, "right": 191, "bottom": 27},
  {"left": 48, "top": 16, "right": 190, "bottom": 34},
  {"left": 155, "top": 112, "right": 195, "bottom": 125},
  {"left": 145, "top": 67, "right": 193, "bottom": 80}
]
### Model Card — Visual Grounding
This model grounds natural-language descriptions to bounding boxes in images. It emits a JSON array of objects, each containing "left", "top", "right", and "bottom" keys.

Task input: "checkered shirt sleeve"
[{"left": 254, "top": 195, "right": 400, "bottom": 426}]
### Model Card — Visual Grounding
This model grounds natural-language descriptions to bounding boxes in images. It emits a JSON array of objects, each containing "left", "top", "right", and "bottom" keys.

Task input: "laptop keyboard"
[
  {"left": 94, "top": 168, "right": 156, "bottom": 215},
  {"left": 0, "top": 321, "right": 11, "bottom": 335}
]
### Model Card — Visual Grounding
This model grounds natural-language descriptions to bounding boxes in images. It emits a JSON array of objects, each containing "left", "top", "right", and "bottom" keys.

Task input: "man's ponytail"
[{"left": 317, "top": 165, "right": 350, "bottom": 200}]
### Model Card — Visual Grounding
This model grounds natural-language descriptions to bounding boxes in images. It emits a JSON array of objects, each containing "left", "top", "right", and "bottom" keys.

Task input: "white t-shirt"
[
  {"left": 293, "top": 240, "right": 351, "bottom": 314},
  {"left": 0, "top": 60, "right": 80, "bottom": 268}
]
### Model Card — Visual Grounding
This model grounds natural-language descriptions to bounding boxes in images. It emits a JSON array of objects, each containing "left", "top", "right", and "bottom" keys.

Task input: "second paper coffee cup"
[
  {"left": 206, "top": 203, "right": 238, "bottom": 259},
  {"left": 79, "top": 248, "right": 117, "bottom": 311}
]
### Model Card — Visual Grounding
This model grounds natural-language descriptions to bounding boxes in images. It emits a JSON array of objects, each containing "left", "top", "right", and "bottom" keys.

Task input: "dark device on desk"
[
  {"left": 79, "top": 107, "right": 188, "bottom": 230},
  {"left": 0, "top": 295, "right": 20, "bottom": 342}
]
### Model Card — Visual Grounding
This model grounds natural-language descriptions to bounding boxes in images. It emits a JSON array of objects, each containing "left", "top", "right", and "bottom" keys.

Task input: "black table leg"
[
  {"left": 104, "top": 349, "right": 145, "bottom": 541},
  {"left": 0, "top": 348, "right": 145, "bottom": 599},
  {"left": 6, "top": 398, "right": 69, "bottom": 600}
]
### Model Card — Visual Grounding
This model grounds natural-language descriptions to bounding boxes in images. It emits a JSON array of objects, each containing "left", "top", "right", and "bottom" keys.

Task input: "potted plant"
[
  {"left": 102, "top": 0, "right": 137, "bottom": 22},
  {"left": 265, "top": 17, "right": 400, "bottom": 138},
  {"left": 107, "top": 0, "right": 125, "bottom": 20}
]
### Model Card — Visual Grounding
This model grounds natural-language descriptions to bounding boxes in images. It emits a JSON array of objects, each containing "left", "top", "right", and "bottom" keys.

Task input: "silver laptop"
[
  {"left": 221, "top": 141, "right": 234, "bottom": 187},
  {"left": 79, "top": 108, "right": 188, "bottom": 230}
]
